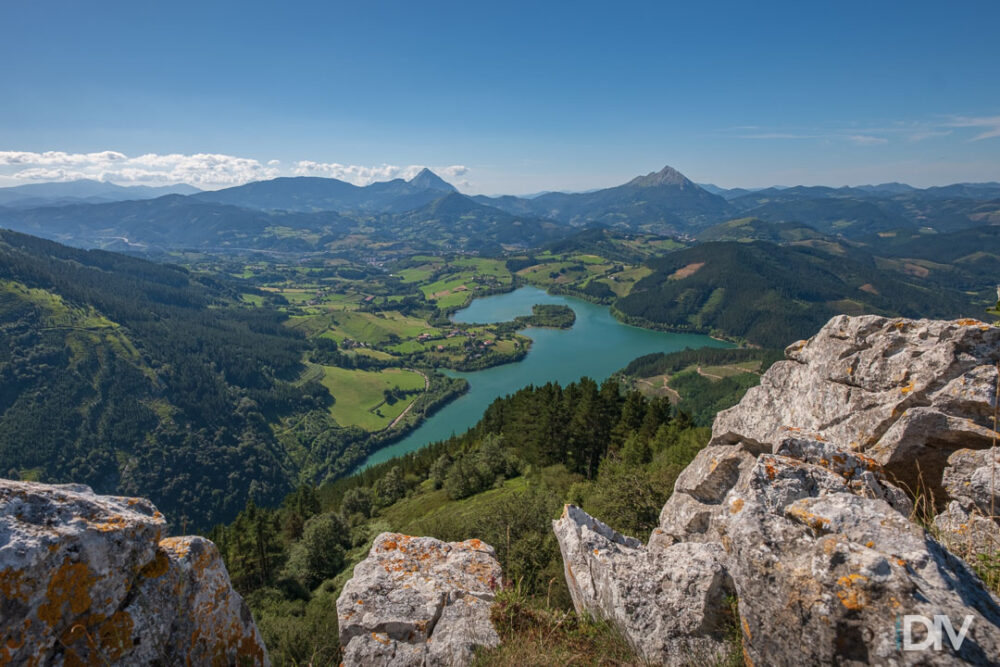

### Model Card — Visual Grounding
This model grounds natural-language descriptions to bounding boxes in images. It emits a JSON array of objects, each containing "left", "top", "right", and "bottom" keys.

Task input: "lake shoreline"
[{"left": 349, "top": 286, "right": 732, "bottom": 472}]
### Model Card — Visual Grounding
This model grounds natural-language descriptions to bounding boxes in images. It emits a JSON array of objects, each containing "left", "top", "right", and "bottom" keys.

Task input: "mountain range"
[
  {"left": 0, "top": 179, "right": 200, "bottom": 208},
  {"left": 1, "top": 165, "right": 1000, "bottom": 253}
]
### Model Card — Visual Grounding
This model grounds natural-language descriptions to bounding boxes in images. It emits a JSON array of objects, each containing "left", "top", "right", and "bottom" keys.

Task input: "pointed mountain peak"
[
  {"left": 408, "top": 168, "right": 457, "bottom": 192},
  {"left": 626, "top": 165, "right": 694, "bottom": 188}
]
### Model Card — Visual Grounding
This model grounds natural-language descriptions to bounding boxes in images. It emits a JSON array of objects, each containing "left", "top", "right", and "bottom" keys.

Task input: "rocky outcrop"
[
  {"left": 712, "top": 315, "right": 1000, "bottom": 501},
  {"left": 336, "top": 532, "right": 502, "bottom": 667},
  {"left": 0, "top": 479, "right": 267, "bottom": 666},
  {"left": 553, "top": 505, "right": 734, "bottom": 665},
  {"left": 554, "top": 316, "right": 1000, "bottom": 665}
]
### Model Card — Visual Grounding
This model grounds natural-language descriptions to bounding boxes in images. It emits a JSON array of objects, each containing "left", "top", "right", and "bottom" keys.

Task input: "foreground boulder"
[
  {"left": 337, "top": 533, "right": 502, "bottom": 667},
  {"left": 713, "top": 315, "right": 1000, "bottom": 502},
  {"left": 0, "top": 479, "right": 267, "bottom": 666},
  {"left": 555, "top": 316, "right": 1000, "bottom": 665},
  {"left": 554, "top": 505, "right": 734, "bottom": 665}
]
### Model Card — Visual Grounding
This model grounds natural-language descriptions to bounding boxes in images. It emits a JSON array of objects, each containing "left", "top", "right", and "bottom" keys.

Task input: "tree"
[
  {"left": 374, "top": 466, "right": 406, "bottom": 506},
  {"left": 429, "top": 454, "right": 452, "bottom": 490},
  {"left": 340, "top": 487, "right": 373, "bottom": 519},
  {"left": 300, "top": 513, "right": 348, "bottom": 588}
]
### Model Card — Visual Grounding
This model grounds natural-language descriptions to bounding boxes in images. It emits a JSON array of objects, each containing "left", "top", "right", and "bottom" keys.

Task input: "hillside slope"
[
  {"left": 0, "top": 230, "right": 354, "bottom": 526},
  {"left": 614, "top": 240, "right": 984, "bottom": 347}
]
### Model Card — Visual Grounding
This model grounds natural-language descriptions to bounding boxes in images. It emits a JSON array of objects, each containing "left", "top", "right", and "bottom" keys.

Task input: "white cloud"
[
  {"left": 738, "top": 133, "right": 821, "bottom": 140},
  {"left": 847, "top": 135, "right": 888, "bottom": 146},
  {"left": 906, "top": 130, "right": 952, "bottom": 142},
  {"left": 946, "top": 115, "right": 1000, "bottom": 141},
  {"left": 292, "top": 161, "right": 469, "bottom": 187},
  {"left": 291, "top": 162, "right": 471, "bottom": 188},
  {"left": 0, "top": 151, "right": 281, "bottom": 187},
  {"left": 0, "top": 150, "right": 126, "bottom": 166},
  {"left": 0, "top": 151, "right": 475, "bottom": 190}
]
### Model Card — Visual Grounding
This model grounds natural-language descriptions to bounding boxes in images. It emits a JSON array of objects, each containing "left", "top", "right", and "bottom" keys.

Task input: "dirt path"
[
  {"left": 637, "top": 376, "right": 681, "bottom": 403},
  {"left": 696, "top": 366, "right": 723, "bottom": 380},
  {"left": 386, "top": 369, "right": 430, "bottom": 430}
]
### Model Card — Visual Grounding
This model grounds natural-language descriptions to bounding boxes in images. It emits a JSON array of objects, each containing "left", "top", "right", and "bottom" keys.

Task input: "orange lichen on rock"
[
  {"left": 140, "top": 549, "right": 170, "bottom": 579},
  {"left": 785, "top": 505, "right": 830, "bottom": 534},
  {"left": 96, "top": 611, "right": 134, "bottom": 661},
  {"left": 37, "top": 559, "right": 94, "bottom": 628},
  {"left": 0, "top": 567, "right": 30, "bottom": 603},
  {"left": 835, "top": 574, "right": 868, "bottom": 610}
]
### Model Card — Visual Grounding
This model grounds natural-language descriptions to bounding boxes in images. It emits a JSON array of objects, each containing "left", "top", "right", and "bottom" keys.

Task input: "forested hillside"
[
  {"left": 0, "top": 230, "right": 374, "bottom": 527},
  {"left": 613, "top": 240, "right": 986, "bottom": 347},
  {"left": 210, "top": 377, "right": 706, "bottom": 665}
]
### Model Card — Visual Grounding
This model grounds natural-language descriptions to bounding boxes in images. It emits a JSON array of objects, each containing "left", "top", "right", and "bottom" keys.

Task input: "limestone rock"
[
  {"left": 553, "top": 505, "right": 734, "bottom": 665},
  {"left": 935, "top": 500, "right": 1000, "bottom": 556},
  {"left": 711, "top": 315, "right": 1000, "bottom": 497},
  {"left": 936, "top": 448, "right": 1000, "bottom": 555},
  {"left": 722, "top": 452, "right": 1000, "bottom": 666},
  {"left": 336, "top": 532, "right": 501, "bottom": 667},
  {"left": 943, "top": 448, "right": 1000, "bottom": 518},
  {"left": 0, "top": 479, "right": 267, "bottom": 666}
]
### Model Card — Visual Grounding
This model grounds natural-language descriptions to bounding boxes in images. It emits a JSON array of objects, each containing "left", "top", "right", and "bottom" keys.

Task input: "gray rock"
[
  {"left": 935, "top": 500, "right": 1000, "bottom": 557},
  {"left": 944, "top": 448, "right": 1000, "bottom": 518},
  {"left": 722, "top": 453, "right": 1000, "bottom": 666},
  {"left": 552, "top": 316, "right": 1000, "bottom": 666},
  {"left": 553, "top": 505, "right": 734, "bottom": 665},
  {"left": 711, "top": 315, "right": 1000, "bottom": 498},
  {"left": 336, "top": 532, "right": 501, "bottom": 667},
  {"left": 0, "top": 479, "right": 267, "bottom": 666}
]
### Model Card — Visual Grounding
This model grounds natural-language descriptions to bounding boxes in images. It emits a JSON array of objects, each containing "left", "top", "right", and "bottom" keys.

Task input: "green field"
[
  {"left": 319, "top": 366, "right": 426, "bottom": 430},
  {"left": 287, "top": 310, "right": 435, "bottom": 344}
]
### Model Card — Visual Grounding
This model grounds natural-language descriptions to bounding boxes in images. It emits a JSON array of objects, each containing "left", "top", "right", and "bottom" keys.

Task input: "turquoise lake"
[{"left": 357, "top": 286, "right": 729, "bottom": 469}]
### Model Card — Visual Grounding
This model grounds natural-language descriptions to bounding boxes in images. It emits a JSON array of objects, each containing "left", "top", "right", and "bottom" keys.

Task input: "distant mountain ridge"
[
  {"left": 3, "top": 165, "right": 1000, "bottom": 254},
  {"left": 474, "top": 165, "right": 733, "bottom": 233},
  {"left": 0, "top": 179, "right": 200, "bottom": 207},
  {"left": 193, "top": 168, "right": 458, "bottom": 213}
]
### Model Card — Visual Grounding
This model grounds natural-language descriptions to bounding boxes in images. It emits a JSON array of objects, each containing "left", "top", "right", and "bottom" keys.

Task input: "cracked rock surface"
[
  {"left": 336, "top": 532, "right": 501, "bottom": 666},
  {"left": 554, "top": 316, "right": 1000, "bottom": 665},
  {"left": 0, "top": 479, "right": 267, "bottom": 666}
]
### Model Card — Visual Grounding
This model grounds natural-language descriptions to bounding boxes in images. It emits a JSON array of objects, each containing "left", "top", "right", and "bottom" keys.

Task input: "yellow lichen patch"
[
  {"left": 836, "top": 574, "right": 869, "bottom": 610},
  {"left": 140, "top": 549, "right": 170, "bottom": 579},
  {"left": 381, "top": 540, "right": 398, "bottom": 552},
  {"left": 954, "top": 318, "right": 982, "bottom": 327},
  {"left": 160, "top": 536, "right": 192, "bottom": 559},
  {"left": 371, "top": 631, "right": 391, "bottom": 645},
  {"left": 96, "top": 611, "right": 134, "bottom": 661},
  {"left": 0, "top": 567, "right": 30, "bottom": 603},
  {"left": 730, "top": 498, "right": 745, "bottom": 514},
  {"left": 37, "top": 559, "right": 94, "bottom": 628},
  {"left": 900, "top": 381, "right": 916, "bottom": 395},
  {"left": 786, "top": 505, "right": 831, "bottom": 533},
  {"left": 741, "top": 615, "right": 752, "bottom": 640}
]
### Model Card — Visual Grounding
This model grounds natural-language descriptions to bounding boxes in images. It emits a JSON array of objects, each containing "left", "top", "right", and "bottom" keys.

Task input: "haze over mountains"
[
  {"left": 0, "top": 179, "right": 201, "bottom": 208},
  {"left": 1, "top": 165, "right": 999, "bottom": 253}
]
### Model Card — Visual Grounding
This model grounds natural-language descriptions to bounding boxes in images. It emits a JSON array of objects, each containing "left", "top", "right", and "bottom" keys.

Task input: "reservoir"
[{"left": 357, "top": 286, "right": 729, "bottom": 468}]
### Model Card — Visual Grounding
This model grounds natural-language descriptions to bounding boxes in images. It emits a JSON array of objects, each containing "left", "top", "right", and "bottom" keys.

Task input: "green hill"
[
  {"left": 0, "top": 229, "right": 372, "bottom": 527},
  {"left": 614, "top": 240, "right": 985, "bottom": 347}
]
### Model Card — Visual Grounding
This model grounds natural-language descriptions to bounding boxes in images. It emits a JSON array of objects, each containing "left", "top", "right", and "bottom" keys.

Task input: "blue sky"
[{"left": 1, "top": 0, "right": 998, "bottom": 193}]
